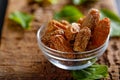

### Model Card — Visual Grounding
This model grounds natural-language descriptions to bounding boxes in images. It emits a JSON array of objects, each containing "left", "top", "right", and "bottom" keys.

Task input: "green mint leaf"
[
  {"left": 72, "top": 64, "right": 108, "bottom": 80},
  {"left": 34, "top": 0, "right": 58, "bottom": 4},
  {"left": 72, "top": 0, "right": 98, "bottom": 5},
  {"left": 73, "top": 0, "right": 87, "bottom": 5},
  {"left": 9, "top": 11, "right": 33, "bottom": 30},
  {"left": 100, "top": 9, "right": 120, "bottom": 37},
  {"left": 110, "top": 20, "right": 120, "bottom": 37},
  {"left": 54, "top": 6, "right": 83, "bottom": 23},
  {"left": 101, "top": 9, "right": 120, "bottom": 22}
]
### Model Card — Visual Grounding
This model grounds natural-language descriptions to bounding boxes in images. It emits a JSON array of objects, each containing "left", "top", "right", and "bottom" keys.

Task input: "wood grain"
[{"left": 0, "top": 0, "right": 120, "bottom": 80}]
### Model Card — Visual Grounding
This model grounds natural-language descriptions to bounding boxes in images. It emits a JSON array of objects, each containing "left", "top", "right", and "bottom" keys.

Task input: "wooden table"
[{"left": 0, "top": 0, "right": 120, "bottom": 80}]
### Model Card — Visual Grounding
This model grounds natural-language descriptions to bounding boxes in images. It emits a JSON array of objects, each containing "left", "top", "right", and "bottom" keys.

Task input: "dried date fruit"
[
  {"left": 74, "top": 27, "right": 91, "bottom": 52},
  {"left": 87, "top": 18, "right": 110, "bottom": 50},
  {"left": 42, "top": 29, "right": 64, "bottom": 46},
  {"left": 65, "top": 23, "right": 80, "bottom": 41},
  {"left": 77, "top": 17, "right": 85, "bottom": 25},
  {"left": 50, "top": 19, "right": 68, "bottom": 30},
  {"left": 42, "top": 19, "right": 67, "bottom": 45},
  {"left": 49, "top": 35, "right": 73, "bottom": 52},
  {"left": 81, "top": 9, "right": 100, "bottom": 30},
  {"left": 46, "top": 19, "right": 67, "bottom": 33},
  {"left": 61, "top": 20, "right": 70, "bottom": 25},
  {"left": 41, "top": 8, "right": 110, "bottom": 53}
]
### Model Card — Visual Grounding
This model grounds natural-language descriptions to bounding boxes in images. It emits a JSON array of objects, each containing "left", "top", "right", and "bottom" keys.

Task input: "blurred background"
[
  {"left": 0, "top": 0, "right": 120, "bottom": 80},
  {"left": 116, "top": 0, "right": 120, "bottom": 15},
  {"left": 0, "top": 0, "right": 120, "bottom": 35}
]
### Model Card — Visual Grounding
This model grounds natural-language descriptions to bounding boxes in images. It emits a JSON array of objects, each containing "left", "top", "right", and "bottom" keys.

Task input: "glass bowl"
[{"left": 37, "top": 23, "right": 110, "bottom": 70}]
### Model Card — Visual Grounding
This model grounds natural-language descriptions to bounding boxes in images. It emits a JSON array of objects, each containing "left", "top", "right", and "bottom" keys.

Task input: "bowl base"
[{"left": 49, "top": 58, "right": 97, "bottom": 70}]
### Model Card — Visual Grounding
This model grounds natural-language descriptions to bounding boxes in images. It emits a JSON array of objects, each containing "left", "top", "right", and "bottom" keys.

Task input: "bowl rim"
[{"left": 37, "top": 24, "right": 110, "bottom": 54}]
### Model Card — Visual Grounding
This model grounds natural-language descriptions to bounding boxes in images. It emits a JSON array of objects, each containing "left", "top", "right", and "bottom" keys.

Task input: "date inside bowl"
[{"left": 37, "top": 8, "right": 110, "bottom": 70}]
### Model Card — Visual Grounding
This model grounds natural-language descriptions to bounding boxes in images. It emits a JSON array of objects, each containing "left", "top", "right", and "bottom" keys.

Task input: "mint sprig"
[
  {"left": 72, "top": 64, "right": 108, "bottom": 80},
  {"left": 54, "top": 6, "right": 83, "bottom": 23},
  {"left": 9, "top": 11, "right": 33, "bottom": 30}
]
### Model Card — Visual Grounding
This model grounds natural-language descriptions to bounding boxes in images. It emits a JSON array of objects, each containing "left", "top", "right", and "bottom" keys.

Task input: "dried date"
[
  {"left": 87, "top": 18, "right": 110, "bottom": 50},
  {"left": 49, "top": 35, "right": 73, "bottom": 52},
  {"left": 74, "top": 27, "right": 91, "bottom": 52}
]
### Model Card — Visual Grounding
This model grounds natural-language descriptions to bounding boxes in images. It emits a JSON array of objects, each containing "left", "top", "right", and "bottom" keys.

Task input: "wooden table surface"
[{"left": 0, "top": 0, "right": 120, "bottom": 80}]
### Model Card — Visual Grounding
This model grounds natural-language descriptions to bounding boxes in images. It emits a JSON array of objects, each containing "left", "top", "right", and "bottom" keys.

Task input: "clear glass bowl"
[{"left": 37, "top": 23, "right": 110, "bottom": 70}]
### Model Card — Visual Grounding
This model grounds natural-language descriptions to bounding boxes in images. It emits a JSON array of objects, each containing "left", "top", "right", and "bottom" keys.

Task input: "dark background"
[{"left": 0, "top": 0, "right": 8, "bottom": 38}]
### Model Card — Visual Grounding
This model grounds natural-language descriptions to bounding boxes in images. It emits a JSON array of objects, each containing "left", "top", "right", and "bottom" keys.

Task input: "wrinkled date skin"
[
  {"left": 49, "top": 35, "right": 73, "bottom": 52},
  {"left": 87, "top": 18, "right": 110, "bottom": 50},
  {"left": 41, "top": 8, "right": 110, "bottom": 55},
  {"left": 74, "top": 27, "right": 91, "bottom": 52}
]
